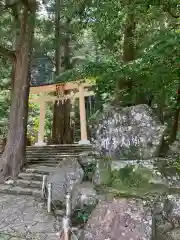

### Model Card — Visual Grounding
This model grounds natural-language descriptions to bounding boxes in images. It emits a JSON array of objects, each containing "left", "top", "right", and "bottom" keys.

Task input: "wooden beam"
[
  {"left": 30, "top": 91, "right": 95, "bottom": 103},
  {"left": 30, "top": 81, "right": 95, "bottom": 94}
]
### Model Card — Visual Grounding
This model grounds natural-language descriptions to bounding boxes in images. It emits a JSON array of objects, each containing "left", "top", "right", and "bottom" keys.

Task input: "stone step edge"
[
  {"left": 22, "top": 168, "right": 51, "bottom": 175},
  {"left": 26, "top": 158, "right": 79, "bottom": 161},
  {"left": 26, "top": 152, "right": 80, "bottom": 155},
  {"left": 26, "top": 155, "right": 80, "bottom": 158},
  {"left": 0, "top": 184, "right": 41, "bottom": 197},
  {"left": 18, "top": 172, "right": 45, "bottom": 181},
  {"left": 4, "top": 179, "right": 42, "bottom": 188},
  {"left": 27, "top": 144, "right": 92, "bottom": 147},
  {"left": 25, "top": 164, "right": 60, "bottom": 167}
]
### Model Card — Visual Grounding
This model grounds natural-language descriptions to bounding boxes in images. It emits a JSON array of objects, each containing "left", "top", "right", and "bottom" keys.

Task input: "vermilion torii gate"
[{"left": 29, "top": 80, "right": 95, "bottom": 145}]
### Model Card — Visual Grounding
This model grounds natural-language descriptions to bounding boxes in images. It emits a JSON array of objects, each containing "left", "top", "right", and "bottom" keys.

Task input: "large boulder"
[
  {"left": 93, "top": 104, "right": 165, "bottom": 159},
  {"left": 82, "top": 198, "right": 152, "bottom": 240},
  {"left": 155, "top": 194, "right": 180, "bottom": 240},
  {"left": 46, "top": 157, "right": 84, "bottom": 205}
]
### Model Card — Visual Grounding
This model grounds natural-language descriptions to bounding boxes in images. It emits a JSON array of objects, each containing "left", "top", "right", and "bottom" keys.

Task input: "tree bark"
[
  {"left": 122, "top": 12, "right": 136, "bottom": 64},
  {"left": 52, "top": 7, "right": 74, "bottom": 144},
  {"left": 0, "top": 5, "right": 36, "bottom": 180},
  {"left": 55, "top": 0, "right": 61, "bottom": 77},
  {"left": 115, "top": 10, "right": 136, "bottom": 106},
  {"left": 52, "top": 99, "right": 73, "bottom": 144},
  {"left": 170, "top": 85, "right": 180, "bottom": 143}
]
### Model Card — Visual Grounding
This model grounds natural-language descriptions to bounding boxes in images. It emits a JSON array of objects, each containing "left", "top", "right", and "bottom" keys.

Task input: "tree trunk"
[
  {"left": 115, "top": 11, "right": 136, "bottom": 105},
  {"left": 52, "top": 99, "right": 73, "bottom": 144},
  {"left": 158, "top": 85, "right": 180, "bottom": 156},
  {"left": 0, "top": 6, "right": 36, "bottom": 180},
  {"left": 122, "top": 12, "right": 136, "bottom": 63},
  {"left": 170, "top": 86, "right": 180, "bottom": 143},
  {"left": 52, "top": 12, "right": 74, "bottom": 144},
  {"left": 55, "top": 0, "right": 61, "bottom": 77}
]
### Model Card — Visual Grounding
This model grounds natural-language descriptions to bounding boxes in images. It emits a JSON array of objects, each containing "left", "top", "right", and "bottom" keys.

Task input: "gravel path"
[{"left": 0, "top": 194, "right": 61, "bottom": 240}]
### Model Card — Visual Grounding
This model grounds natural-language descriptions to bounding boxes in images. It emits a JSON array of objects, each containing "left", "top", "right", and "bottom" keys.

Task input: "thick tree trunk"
[
  {"left": 170, "top": 86, "right": 180, "bottom": 143},
  {"left": 55, "top": 0, "right": 61, "bottom": 76},
  {"left": 52, "top": 11, "right": 74, "bottom": 144},
  {"left": 0, "top": 6, "right": 35, "bottom": 180},
  {"left": 122, "top": 12, "right": 136, "bottom": 63},
  {"left": 115, "top": 11, "right": 136, "bottom": 105},
  {"left": 158, "top": 85, "right": 180, "bottom": 156},
  {"left": 52, "top": 99, "right": 73, "bottom": 144}
]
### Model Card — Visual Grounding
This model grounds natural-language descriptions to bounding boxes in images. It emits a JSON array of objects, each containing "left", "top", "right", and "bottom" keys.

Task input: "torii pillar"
[
  {"left": 35, "top": 100, "right": 46, "bottom": 146},
  {"left": 78, "top": 84, "right": 90, "bottom": 145}
]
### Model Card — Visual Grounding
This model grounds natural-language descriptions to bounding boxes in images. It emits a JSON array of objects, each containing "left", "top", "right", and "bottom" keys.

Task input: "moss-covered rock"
[
  {"left": 92, "top": 157, "right": 112, "bottom": 185},
  {"left": 95, "top": 164, "right": 174, "bottom": 199}
]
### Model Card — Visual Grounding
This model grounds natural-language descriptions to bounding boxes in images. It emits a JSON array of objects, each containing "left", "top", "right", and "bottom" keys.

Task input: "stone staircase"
[
  {"left": 26, "top": 144, "right": 92, "bottom": 167},
  {"left": 0, "top": 144, "right": 92, "bottom": 197}
]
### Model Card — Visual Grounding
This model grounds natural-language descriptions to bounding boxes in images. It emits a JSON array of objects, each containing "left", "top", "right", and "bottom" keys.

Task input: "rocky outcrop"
[
  {"left": 155, "top": 194, "right": 180, "bottom": 240},
  {"left": 82, "top": 198, "right": 152, "bottom": 240},
  {"left": 46, "top": 157, "right": 84, "bottom": 205},
  {"left": 93, "top": 104, "right": 165, "bottom": 159}
]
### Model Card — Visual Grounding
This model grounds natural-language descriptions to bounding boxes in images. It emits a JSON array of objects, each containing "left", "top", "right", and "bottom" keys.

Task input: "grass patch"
[{"left": 95, "top": 164, "right": 180, "bottom": 199}]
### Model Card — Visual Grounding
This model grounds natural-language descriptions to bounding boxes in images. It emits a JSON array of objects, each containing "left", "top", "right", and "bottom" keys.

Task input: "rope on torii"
[{"left": 55, "top": 83, "right": 76, "bottom": 104}]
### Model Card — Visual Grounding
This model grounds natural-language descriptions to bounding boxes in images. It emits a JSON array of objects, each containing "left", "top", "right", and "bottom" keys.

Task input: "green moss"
[
  {"left": 95, "top": 183, "right": 171, "bottom": 199},
  {"left": 108, "top": 164, "right": 154, "bottom": 188},
  {"left": 95, "top": 164, "right": 176, "bottom": 199},
  {"left": 94, "top": 157, "right": 112, "bottom": 185}
]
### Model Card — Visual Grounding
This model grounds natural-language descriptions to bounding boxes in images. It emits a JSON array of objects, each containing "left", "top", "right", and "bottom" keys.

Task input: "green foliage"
[
  {"left": 95, "top": 163, "right": 173, "bottom": 199},
  {"left": 0, "top": 0, "right": 179, "bottom": 143},
  {"left": 0, "top": 89, "right": 10, "bottom": 137},
  {"left": 72, "top": 204, "right": 96, "bottom": 226},
  {"left": 122, "top": 30, "right": 180, "bottom": 105},
  {"left": 83, "top": 163, "right": 96, "bottom": 181},
  {"left": 109, "top": 165, "right": 153, "bottom": 188}
]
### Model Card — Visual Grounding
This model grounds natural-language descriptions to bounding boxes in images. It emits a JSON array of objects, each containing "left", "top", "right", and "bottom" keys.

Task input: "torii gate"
[{"left": 29, "top": 80, "right": 95, "bottom": 145}]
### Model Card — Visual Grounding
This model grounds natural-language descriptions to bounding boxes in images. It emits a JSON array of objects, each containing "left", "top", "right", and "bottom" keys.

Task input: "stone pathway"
[
  {"left": 0, "top": 145, "right": 93, "bottom": 239},
  {"left": 0, "top": 194, "right": 61, "bottom": 240}
]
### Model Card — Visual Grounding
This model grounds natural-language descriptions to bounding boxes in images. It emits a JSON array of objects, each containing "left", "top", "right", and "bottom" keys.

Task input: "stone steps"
[
  {"left": 26, "top": 155, "right": 79, "bottom": 160},
  {"left": 0, "top": 184, "right": 41, "bottom": 197},
  {"left": 0, "top": 144, "right": 93, "bottom": 198},
  {"left": 26, "top": 151, "right": 81, "bottom": 155},
  {"left": 26, "top": 153, "right": 79, "bottom": 159},
  {"left": 23, "top": 167, "right": 52, "bottom": 175},
  {"left": 26, "top": 158, "right": 62, "bottom": 162},
  {"left": 26, "top": 159, "right": 62, "bottom": 165},
  {"left": 26, "top": 159, "right": 78, "bottom": 164},
  {"left": 27, "top": 146, "right": 92, "bottom": 153},
  {"left": 27, "top": 144, "right": 92, "bottom": 149},
  {"left": 0, "top": 165, "right": 57, "bottom": 197},
  {"left": 6, "top": 179, "right": 42, "bottom": 189},
  {"left": 27, "top": 162, "right": 59, "bottom": 167},
  {"left": 18, "top": 172, "right": 45, "bottom": 181}
]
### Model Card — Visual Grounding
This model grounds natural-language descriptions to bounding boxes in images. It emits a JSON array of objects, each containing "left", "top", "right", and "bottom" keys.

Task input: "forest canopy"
[{"left": 0, "top": 0, "right": 179, "bottom": 179}]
